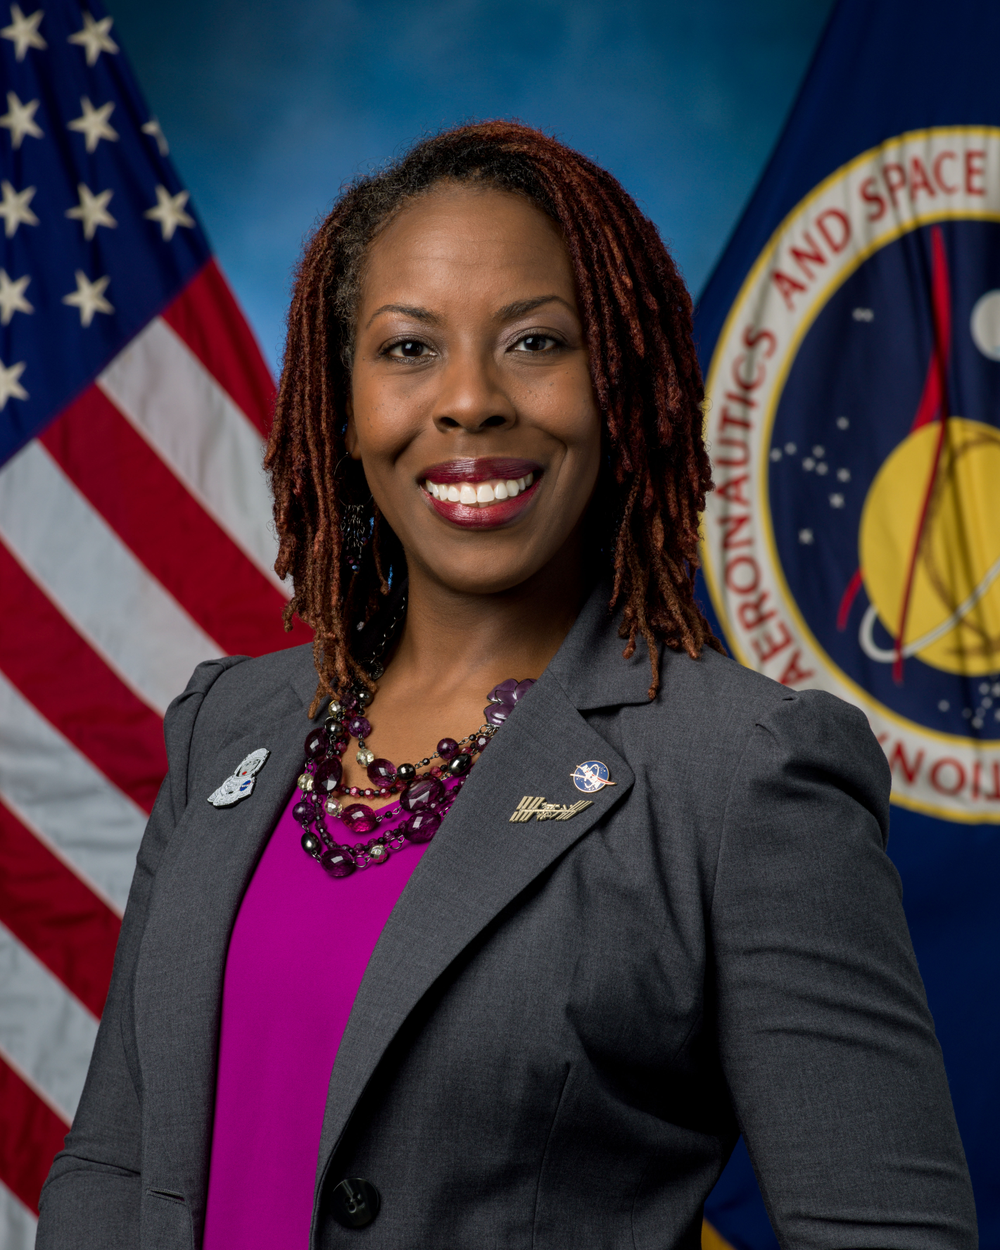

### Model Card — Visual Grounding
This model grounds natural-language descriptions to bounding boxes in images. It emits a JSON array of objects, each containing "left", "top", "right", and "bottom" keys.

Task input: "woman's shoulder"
[{"left": 165, "top": 643, "right": 316, "bottom": 752}]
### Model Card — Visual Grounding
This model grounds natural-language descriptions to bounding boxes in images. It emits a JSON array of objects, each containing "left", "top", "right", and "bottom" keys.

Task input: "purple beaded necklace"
[{"left": 293, "top": 675, "right": 535, "bottom": 879}]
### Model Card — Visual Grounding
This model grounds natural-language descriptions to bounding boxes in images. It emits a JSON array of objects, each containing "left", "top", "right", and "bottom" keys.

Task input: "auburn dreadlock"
[{"left": 265, "top": 120, "right": 722, "bottom": 714}]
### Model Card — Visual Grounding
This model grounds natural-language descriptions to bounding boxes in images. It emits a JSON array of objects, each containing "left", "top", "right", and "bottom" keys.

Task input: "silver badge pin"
[
  {"left": 208, "top": 747, "right": 270, "bottom": 807},
  {"left": 571, "top": 760, "right": 615, "bottom": 793}
]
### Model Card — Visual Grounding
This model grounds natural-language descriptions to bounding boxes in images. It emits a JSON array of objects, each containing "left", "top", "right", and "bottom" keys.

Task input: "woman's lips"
[
  {"left": 419, "top": 457, "right": 540, "bottom": 484},
  {"left": 422, "top": 472, "right": 542, "bottom": 528}
]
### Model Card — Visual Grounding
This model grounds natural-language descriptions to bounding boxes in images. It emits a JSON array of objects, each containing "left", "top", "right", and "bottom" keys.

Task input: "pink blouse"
[{"left": 202, "top": 789, "right": 437, "bottom": 1249}]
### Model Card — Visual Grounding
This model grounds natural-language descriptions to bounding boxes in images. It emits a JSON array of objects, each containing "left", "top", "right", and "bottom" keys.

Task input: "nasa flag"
[{"left": 696, "top": 0, "right": 1000, "bottom": 1245}]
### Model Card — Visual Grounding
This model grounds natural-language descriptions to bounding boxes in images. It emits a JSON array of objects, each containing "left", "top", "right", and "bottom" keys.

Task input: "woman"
[{"left": 38, "top": 122, "right": 975, "bottom": 1250}]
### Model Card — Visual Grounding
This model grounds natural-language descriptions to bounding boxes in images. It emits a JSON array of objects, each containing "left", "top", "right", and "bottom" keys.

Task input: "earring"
[{"left": 342, "top": 501, "right": 370, "bottom": 572}]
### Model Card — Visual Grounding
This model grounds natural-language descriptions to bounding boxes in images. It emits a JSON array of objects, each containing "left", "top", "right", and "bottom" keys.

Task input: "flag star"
[
  {"left": 141, "top": 117, "right": 168, "bottom": 156},
  {"left": 66, "top": 183, "right": 116, "bottom": 240},
  {"left": 0, "top": 180, "right": 38, "bottom": 237},
  {"left": 144, "top": 184, "right": 194, "bottom": 241},
  {"left": 68, "top": 10, "right": 117, "bottom": 65},
  {"left": 68, "top": 97, "right": 118, "bottom": 153},
  {"left": 829, "top": 493, "right": 845, "bottom": 508},
  {"left": 0, "top": 91, "right": 42, "bottom": 148},
  {"left": 1, "top": 5, "right": 45, "bottom": 60},
  {"left": 62, "top": 269, "right": 113, "bottom": 327},
  {"left": 0, "top": 357, "right": 27, "bottom": 407},
  {"left": 0, "top": 269, "right": 32, "bottom": 323},
  {"left": 798, "top": 528, "right": 814, "bottom": 544}
]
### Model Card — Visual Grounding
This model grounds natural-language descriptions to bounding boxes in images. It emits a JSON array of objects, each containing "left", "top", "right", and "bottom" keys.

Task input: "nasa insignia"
[
  {"left": 572, "top": 761, "right": 615, "bottom": 793},
  {"left": 701, "top": 125, "right": 1000, "bottom": 823}
]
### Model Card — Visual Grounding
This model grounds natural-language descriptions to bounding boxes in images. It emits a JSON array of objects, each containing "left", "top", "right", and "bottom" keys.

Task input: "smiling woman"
[{"left": 37, "top": 122, "right": 976, "bottom": 1250}]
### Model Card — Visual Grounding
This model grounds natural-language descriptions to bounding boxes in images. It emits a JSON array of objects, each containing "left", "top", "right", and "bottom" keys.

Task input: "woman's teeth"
[{"left": 424, "top": 473, "right": 535, "bottom": 505}]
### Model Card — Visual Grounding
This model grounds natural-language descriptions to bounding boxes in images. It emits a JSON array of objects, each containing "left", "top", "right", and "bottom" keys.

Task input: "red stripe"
[
  {"left": 0, "top": 540, "right": 166, "bottom": 813},
  {"left": 0, "top": 801, "right": 119, "bottom": 1018},
  {"left": 40, "top": 392, "right": 312, "bottom": 658},
  {"left": 893, "top": 226, "right": 953, "bottom": 682},
  {"left": 161, "top": 258, "right": 276, "bottom": 438},
  {"left": 0, "top": 1056, "right": 67, "bottom": 1215}
]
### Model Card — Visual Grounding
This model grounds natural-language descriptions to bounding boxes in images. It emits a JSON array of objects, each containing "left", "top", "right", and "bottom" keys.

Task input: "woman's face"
[{"left": 347, "top": 183, "right": 602, "bottom": 597}]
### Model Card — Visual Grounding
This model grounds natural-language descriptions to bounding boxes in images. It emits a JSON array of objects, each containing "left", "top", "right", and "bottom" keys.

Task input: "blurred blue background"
[{"left": 103, "top": 0, "right": 836, "bottom": 374}]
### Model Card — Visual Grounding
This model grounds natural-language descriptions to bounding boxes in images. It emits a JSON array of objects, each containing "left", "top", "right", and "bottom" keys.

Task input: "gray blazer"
[{"left": 37, "top": 586, "right": 976, "bottom": 1250}]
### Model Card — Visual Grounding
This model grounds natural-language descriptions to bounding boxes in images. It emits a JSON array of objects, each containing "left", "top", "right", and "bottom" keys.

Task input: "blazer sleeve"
[
  {"left": 36, "top": 655, "right": 249, "bottom": 1250},
  {"left": 710, "top": 689, "right": 977, "bottom": 1250}
]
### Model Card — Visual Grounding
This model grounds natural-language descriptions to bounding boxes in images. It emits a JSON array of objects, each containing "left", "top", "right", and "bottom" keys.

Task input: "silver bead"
[
  {"left": 324, "top": 796, "right": 342, "bottom": 817},
  {"left": 327, "top": 700, "right": 342, "bottom": 717},
  {"left": 297, "top": 772, "right": 314, "bottom": 791},
  {"left": 357, "top": 689, "right": 373, "bottom": 706},
  {"left": 356, "top": 747, "right": 375, "bottom": 767}
]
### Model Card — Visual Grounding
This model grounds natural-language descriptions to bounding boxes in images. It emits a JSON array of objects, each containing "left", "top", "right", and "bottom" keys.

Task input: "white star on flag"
[
  {"left": 0, "top": 179, "right": 38, "bottom": 236},
  {"left": 65, "top": 183, "right": 116, "bottom": 240},
  {"left": 0, "top": 356, "right": 28, "bottom": 407},
  {"left": 68, "top": 96, "right": 118, "bottom": 153},
  {"left": 144, "top": 184, "right": 194, "bottom": 241},
  {"left": 0, "top": 90, "right": 42, "bottom": 148},
  {"left": 62, "top": 269, "right": 113, "bottom": 327},
  {"left": 1, "top": 4, "right": 46, "bottom": 60},
  {"left": 68, "top": 10, "right": 118, "bottom": 66},
  {"left": 0, "top": 269, "right": 32, "bottom": 323},
  {"left": 141, "top": 117, "right": 169, "bottom": 156}
]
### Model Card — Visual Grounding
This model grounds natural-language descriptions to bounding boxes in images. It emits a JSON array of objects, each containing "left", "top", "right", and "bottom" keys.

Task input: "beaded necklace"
[{"left": 292, "top": 669, "right": 535, "bottom": 879}]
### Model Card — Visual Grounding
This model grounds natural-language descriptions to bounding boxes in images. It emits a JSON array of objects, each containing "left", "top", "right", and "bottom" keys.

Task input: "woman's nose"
[{"left": 431, "top": 350, "right": 517, "bottom": 433}]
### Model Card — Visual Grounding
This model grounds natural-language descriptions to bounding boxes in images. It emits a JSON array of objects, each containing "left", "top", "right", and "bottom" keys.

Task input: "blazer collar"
[
  {"left": 547, "top": 578, "right": 658, "bottom": 711},
  {"left": 313, "top": 584, "right": 642, "bottom": 1215}
]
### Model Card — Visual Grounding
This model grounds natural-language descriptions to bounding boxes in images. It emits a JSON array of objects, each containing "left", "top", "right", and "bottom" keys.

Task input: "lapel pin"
[
  {"left": 571, "top": 761, "right": 615, "bottom": 793},
  {"left": 510, "top": 796, "right": 593, "bottom": 823},
  {"left": 207, "top": 747, "right": 270, "bottom": 807}
]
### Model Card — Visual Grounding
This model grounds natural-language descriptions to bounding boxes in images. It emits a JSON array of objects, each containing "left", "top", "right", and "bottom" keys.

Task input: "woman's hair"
[{"left": 266, "top": 119, "right": 721, "bottom": 711}]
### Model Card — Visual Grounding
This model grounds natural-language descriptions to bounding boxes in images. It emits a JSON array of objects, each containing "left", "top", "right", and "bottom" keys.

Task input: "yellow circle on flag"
[{"left": 859, "top": 417, "right": 1000, "bottom": 676}]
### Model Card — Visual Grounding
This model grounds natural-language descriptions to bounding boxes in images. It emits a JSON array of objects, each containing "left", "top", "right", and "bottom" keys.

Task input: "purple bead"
[
  {"left": 347, "top": 715, "right": 372, "bottom": 739},
  {"left": 304, "top": 726, "right": 329, "bottom": 758},
  {"left": 313, "top": 756, "right": 343, "bottom": 794},
  {"left": 367, "top": 757, "right": 397, "bottom": 785},
  {"left": 342, "top": 692, "right": 358, "bottom": 712},
  {"left": 484, "top": 677, "right": 536, "bottom": 725},
  {"left": 402, "top": 811, "right": 441, "bottom": 843},
  {"left": 436, "top": 737, "right": 459, "bottom": 760},
  {"left": 472, "top": 733, "right": 491, "bottom": 752},
  {"left": 320, "top": 847, "right": 356, "bottom": 878},
  {"left": 292, "top": 798, "right": 316, "bottom": 826},
  {"left": 400, "top": 776, "right": 444, "bottom": 813},
  {"left": 341, "top": 803, "right": 377, "bottom": 834}
]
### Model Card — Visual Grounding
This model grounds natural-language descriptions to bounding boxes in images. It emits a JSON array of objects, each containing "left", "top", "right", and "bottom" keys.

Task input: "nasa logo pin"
[
  {"left": 207, "top": 748, "right": 270, "bottom": 807},
  {"left": 701, "top": 125, "right": 1000, "bottom": 824},
  {"left": 571, "top": 761, "right": 615, "bottom": 793}
]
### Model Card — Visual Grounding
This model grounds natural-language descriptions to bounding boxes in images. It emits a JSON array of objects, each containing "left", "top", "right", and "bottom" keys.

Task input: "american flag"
[{"left": 0, "top": 1, "right": 308, "bottom": 1240}]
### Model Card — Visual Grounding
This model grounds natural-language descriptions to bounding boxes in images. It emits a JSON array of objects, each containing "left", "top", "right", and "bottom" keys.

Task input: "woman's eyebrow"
[
  {"left": 495, "top": 295, "right": 573, "bottom": 321},
  {"left": 365, "top": 303, "right": 440, "bottom": 328}
]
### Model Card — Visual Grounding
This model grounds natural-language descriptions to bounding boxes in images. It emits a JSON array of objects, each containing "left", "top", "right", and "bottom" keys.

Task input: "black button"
[{"left": 330, "top": 1177, "right": 381, "bottom": 1229}]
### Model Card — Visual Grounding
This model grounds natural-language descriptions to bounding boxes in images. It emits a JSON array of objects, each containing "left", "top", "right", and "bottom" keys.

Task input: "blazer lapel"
[
  {"left": 315, "top": 662, "right": 636, "bottom": 1183},
  {"left": 132, "top": 678, "right": 314, "bottom": 1213}
]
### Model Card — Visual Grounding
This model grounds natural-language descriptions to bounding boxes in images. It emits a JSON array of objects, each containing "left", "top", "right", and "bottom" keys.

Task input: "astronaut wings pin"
[{"left": 207, "top": 748, "right": 270, "bottom": 807}]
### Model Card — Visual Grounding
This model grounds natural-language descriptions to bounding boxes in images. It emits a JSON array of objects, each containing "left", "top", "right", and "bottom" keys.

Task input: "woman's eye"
[
  {"left": 386, "top": 340, "right": 431, "bottom": 359},
  {"left": 514, "top": 334, "right": 559, "bottom": 353}
]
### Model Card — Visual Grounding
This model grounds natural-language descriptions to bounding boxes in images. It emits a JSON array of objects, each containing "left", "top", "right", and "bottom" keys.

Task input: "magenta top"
[{"left": 201, "top": 788, "right": 438, "bottom": 1249}]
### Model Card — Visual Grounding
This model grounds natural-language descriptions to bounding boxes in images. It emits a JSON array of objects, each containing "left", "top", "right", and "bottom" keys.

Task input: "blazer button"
[{"left": 330, "top": 1177, "right": 381, "bottom": 1228}]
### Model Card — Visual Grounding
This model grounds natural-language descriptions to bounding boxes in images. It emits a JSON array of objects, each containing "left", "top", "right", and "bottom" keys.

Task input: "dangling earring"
[{"left": 342, "top": 500, "right": 370, "bottom": 573}]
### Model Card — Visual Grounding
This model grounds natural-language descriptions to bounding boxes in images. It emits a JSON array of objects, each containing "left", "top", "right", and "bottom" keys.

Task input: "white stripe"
[
  {"left": 98, "top": 318, "right": 285, "bottom": 592},
  {"left": 0, "top": 667, "right": 145, "bottom": 914},
  {"left": 0, "top": 1179, "right": 37, "bottom": 1250},
  {"left": 0, "top": 442, "right": 221, "bottom": 716},
  {"left": 0, "top": 920, "right": 99, "bottom": 1124}
]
